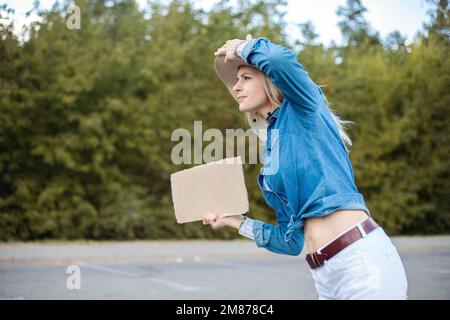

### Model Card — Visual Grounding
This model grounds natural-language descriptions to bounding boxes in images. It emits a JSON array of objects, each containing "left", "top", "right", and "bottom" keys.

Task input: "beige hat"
[{"left": 214, "top": 56, "right": 256, "bottom": 103}]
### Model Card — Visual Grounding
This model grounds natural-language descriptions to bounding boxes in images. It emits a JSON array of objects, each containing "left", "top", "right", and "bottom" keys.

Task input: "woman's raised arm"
[{"left": 241, "top": 37, "right": 322, "bottom": 113}]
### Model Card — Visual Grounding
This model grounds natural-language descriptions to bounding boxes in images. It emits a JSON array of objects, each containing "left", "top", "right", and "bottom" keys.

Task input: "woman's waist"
[{"left": 304, "top": 210, "right": 369, "bottom": 253}]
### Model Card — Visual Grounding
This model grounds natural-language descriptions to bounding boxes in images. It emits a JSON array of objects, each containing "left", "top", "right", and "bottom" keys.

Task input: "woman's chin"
[{"left": 238, "top": 103, "right": 252, "bottom": 113}]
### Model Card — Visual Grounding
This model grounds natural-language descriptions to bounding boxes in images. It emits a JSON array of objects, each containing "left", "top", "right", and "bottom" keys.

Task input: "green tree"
[
  {"left": 0, "top": 0, "right": 448, "bottom": 241},
  {"left": 336, "top": 0, "right": 380, "bottom": 47}
]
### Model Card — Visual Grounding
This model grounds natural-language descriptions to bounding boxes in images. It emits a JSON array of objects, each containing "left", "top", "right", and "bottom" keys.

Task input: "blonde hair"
[
  {"left": 321, "top": 91, "right": 353, "bottom": 148},
  {"left": 245, "top": 71, "right": 284, "bottom": 142},
  {"left": 245, "top": 71, "right": 353, "bottom": 152}
]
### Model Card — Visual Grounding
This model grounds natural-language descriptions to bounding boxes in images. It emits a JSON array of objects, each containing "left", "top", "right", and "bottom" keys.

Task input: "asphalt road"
[{"left": 0, "top": 236, "right": 449, "bottom": 300}]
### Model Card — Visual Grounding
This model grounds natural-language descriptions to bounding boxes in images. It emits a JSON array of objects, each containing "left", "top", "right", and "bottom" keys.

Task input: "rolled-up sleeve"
[
  {"left": 252, "top": 219, "right": 304, "bottom": 256},
  {"left": 238, "top": 217, "right": 255, "bottom": 240}
]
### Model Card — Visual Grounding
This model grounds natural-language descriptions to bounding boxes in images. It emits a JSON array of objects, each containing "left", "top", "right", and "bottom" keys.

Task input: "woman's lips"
[{"left": 237, "top": 96, "right": 247, "bottom": 101}]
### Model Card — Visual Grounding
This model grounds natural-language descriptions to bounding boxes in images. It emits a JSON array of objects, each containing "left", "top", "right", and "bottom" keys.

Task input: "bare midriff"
[{"left": 304, "top": 210, "right": 369, "bottom": 253}]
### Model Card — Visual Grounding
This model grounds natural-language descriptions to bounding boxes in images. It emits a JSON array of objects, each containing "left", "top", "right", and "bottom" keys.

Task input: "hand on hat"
[{"left": 214, "top": 34, "right": 253, "bottom": 64}]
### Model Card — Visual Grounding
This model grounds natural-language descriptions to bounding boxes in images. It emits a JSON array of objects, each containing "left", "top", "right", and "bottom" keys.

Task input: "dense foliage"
[{"left": 1, "top": 0, "right": 448, "bottom": 240}]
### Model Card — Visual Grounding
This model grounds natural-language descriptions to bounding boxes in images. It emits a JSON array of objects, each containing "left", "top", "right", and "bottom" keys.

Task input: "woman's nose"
[{"left": 232, "top": 81, "right": 242, "bottom": 92}]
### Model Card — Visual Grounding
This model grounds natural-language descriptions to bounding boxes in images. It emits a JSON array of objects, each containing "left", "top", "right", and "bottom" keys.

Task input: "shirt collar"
[{"left": 266, "top": 106, "right": 281, "bottom": 122}]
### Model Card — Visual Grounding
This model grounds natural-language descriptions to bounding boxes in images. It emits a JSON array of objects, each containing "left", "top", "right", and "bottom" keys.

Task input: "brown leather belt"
[{"left": 305, "top": 218, "right": 379, "bottom": 269}]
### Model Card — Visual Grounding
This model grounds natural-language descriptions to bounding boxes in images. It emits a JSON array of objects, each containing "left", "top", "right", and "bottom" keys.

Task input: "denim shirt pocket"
[{"left": 258, "top": 171, "right": 292, "bottom": 219}]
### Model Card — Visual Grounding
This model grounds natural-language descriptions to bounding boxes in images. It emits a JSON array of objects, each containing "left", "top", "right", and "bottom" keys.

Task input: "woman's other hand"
[{"left": 202, "top": 212, "right": 245, "bottom": 231}]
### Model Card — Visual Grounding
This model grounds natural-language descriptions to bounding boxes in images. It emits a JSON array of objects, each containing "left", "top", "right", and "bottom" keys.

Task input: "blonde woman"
[{"left": 203, "top": 35, "right": 408, "bottom": 300}]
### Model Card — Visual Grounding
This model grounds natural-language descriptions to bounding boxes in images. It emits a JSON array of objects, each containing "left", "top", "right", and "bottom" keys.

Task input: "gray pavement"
[{"left": 0, "top": 236, "right": 449, "bottom": 300}]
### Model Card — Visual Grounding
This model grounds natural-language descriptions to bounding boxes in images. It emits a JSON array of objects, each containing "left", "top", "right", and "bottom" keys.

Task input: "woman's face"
[{"left": 232, "top": 66, "right": 270, "bottom": 113}]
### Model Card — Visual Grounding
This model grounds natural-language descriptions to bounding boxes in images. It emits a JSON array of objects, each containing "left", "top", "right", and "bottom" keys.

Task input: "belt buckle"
[
  {"left": 311, "top": 251, "right": 328, "bottom": 268},
  {"left": 306, "top": 251, "right": 329, "bottom": 269},
  {"left": 311, "top": 252, "right": 321, "bottom": 268}
]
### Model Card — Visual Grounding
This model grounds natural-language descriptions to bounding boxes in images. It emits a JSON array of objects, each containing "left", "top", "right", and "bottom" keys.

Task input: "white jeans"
[{"left": 310, "top": 226, "right": 408, "bottom": 300}]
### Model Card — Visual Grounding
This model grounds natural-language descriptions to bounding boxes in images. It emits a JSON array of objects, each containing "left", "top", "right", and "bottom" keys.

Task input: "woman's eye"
[{"left": 244, "top": 76, "right": 251, "bottom": 80}]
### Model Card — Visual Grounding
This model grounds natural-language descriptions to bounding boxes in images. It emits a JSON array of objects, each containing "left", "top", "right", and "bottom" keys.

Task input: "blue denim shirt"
[{"left": 241, "top": 38, "right": 370, "bottom": 256}]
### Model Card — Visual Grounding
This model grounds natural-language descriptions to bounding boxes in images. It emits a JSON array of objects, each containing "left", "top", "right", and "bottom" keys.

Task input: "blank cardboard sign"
[{"left": 170, "top": 156, "right": 249, "bottom": 223}]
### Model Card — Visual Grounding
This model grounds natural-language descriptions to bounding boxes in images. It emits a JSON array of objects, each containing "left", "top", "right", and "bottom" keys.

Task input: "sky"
[{"left": 2, "top": 0, "right": 432, "bottom": 45}]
